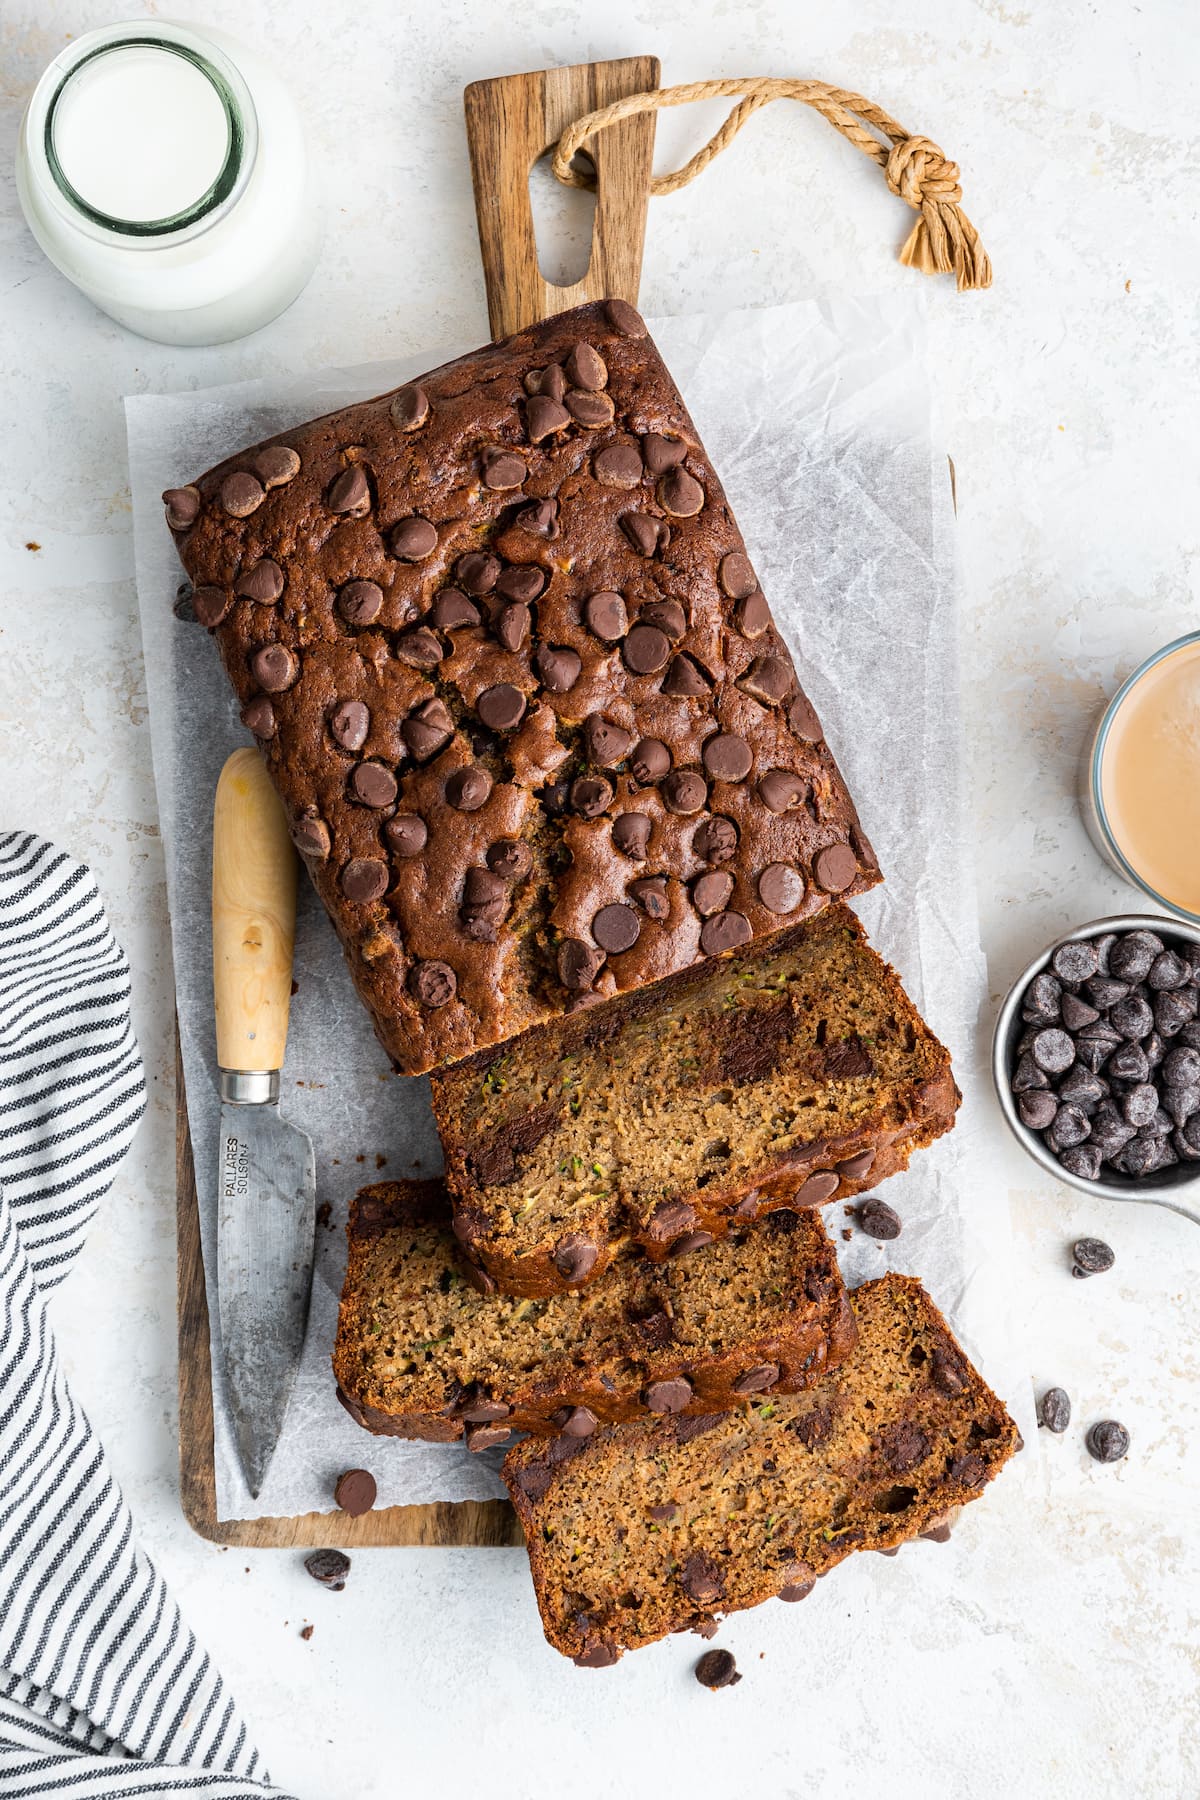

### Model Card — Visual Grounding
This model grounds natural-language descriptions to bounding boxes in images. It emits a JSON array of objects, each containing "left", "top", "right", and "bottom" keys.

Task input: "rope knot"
[{"left": 885, "top": 136, "right": 962, "bottom": 210}]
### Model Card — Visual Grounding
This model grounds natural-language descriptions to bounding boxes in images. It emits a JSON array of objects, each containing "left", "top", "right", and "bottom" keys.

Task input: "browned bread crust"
[
  {"left": 503, "top": 1274, "right": 1018, "bottom": 1663},
  {"left": 431, "top": 906, "right": 959, "bottom": 1296},
  {"left": 165, "top": 299, "right": 878, "bottom": 1077},
  {"left": 332, "top": 1179, "right": 857, "bottom": 1442}
]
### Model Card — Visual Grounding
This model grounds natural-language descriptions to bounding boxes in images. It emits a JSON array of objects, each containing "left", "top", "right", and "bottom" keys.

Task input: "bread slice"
[
  {"left": 333, "top": 1180, "right": 857, "bottom": 1444},
  {"left": 503, "top": 1274, "right": 1018, "bottom": 1663},
  {"left": 431, "top": 906, "right": 958, "bottom": 1295}
]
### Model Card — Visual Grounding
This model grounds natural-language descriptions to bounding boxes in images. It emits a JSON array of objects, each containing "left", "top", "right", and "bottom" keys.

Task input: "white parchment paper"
[{"left": 127, "top": 295, "right": 1031, "bottom": 1522}]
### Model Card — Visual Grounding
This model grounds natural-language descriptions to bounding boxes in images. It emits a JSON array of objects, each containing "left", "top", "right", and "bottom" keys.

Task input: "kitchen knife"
[{"left": 212, "top": 747, "right": 316, "bottom": 1498}]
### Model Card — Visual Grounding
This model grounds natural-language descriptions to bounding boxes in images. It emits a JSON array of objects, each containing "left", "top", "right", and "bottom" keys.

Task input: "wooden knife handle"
[{"left": 212, "top": 749, "right": 297, "bottom": 1074}]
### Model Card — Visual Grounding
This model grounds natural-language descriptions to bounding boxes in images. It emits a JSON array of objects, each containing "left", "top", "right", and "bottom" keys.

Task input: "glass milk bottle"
[{"left": 16, "top": 20, "right": 321, "bottom": 345}]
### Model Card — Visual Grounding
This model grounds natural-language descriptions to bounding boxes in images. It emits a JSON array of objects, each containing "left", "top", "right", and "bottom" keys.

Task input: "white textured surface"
[{"left": 1, "top": 2, "right": 1198, "bottom": 1795}]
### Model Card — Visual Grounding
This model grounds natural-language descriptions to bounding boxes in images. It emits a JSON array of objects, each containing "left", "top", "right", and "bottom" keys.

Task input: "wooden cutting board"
[{"left": 176, "top": 54, "right": 659, "bottom": 1547}]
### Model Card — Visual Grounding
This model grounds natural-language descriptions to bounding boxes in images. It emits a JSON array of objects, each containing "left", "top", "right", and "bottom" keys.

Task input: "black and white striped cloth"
[{"left": 0, "top": 834, "right": 296, "bottom": 1798}]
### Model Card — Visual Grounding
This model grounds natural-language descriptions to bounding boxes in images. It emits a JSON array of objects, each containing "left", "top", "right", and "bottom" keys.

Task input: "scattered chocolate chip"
[
  {"left": 592, "top": 903, "right": 640, "bottom": 953},
  {"left": 1086, "top": 1420, "right": 1130, "bottom": 1464},
  {"left": 240, "top": 696, "right": 275, "bottom": 739},
  {"left": 584, "top": 714, "right": 634, "bottom": 767},
  {"left": 647, "top": 1502, "right": 677, "bottom": 1522},
  {"left": 930, "top": 1351, "right": 967, "bottom": 1396},
  {"left": 193, "top": 586, "right": 230, "bottom": 627},
  {"left": 389, "top": 383, "right": 430, "bottom": 430},
  {"left": 553, "top": 1232, "right": 599, "bottom": 1281},
  {"left": 1046, "top": 1102, "right": 1090, "bottom": 1150},
  {"left": 251, "top": 447, "right": 300, "bottom": 491},
  {"left": 657, "top": 468, "right": 704, "bottom": 517},
  {"left": 1039, "top": 1388, "right": 1071, "bottom": 1433},
  {"left": 1025, "top": 971, "right": 1063, "bottom": 1019},
  {"left": 700, "top": 911, "right": 752, "bottom": 956},
  {"left": 605, "top": 299, "right": 647, "bottom": 336},
  {"left": 327, "top": 467, "right": 370, "bottom": 516},
  {"left": 446, "top": 766, "right": 493, "bottom": 812},
  {"left": 384, "top": 815, "right": 427, "bottom": 860},
  {"left": 647, "top": 1377, "right": 693, "bottom": 1414},
  {"left": 340, "top": 858, "right": 389, "bottom": 903},
  {"left": 732, "top": 1363, "right": 779, "bottom": 1395},
  {"left": 338, "top": 579, "right": 384, "bottom": 625},
  {"left": 702, "top": 734, "right": 752, "bottom": 783},
  {"left": 564, "top": 342, "right": 608, "bottom": 390},
  {"left": 496, "top": 602, "right": 531, "bottom": 653},
  {"left": 574, "top": 1641, "right": 619, "bottom": 1669},
  {"left": 409, "top": 960, "right": 456, "bottom": 1008},
  {"left": 402, "top": 697, "right": 454, "bottom": 760},
  {"left": 535, "top": 644, "right": 582, "bottom": 692},
  {"left": 329, "top": 698, "right": 371, "bottom": 754},
  {"left": 736, "top": 592, "right": 771, "bottom": 638},
  {"left": 1112, "top": 994, "right": 1154, "bottom": 1040},
  {"left": 558, "top": 938, "right": 606, "bottom": 991},
  {"left": 661, "top": 653, "right": 710, "bottom": 697},
  {"left": 395, "top": 627, "right": 445, "bottom": 670},
  {"left": 692, "top": 816, "right": 738, "bottom": 863},
  {"left": 1156, "top": 989, "right": 1197, "bottom": 1035},
  {"left": 569, "top": 775, "right": 613, "bottom": 820},
  {"left": 778, "top": 1569, "right": 817, "bottom": 1602},
  {"left": 487, "top": 838, "right": 532, "bottom": 881},
  {"left": 623, "top": 624, "right": 672, "bottom": 675},
  {"left": 1072, "top": 1237, "right": 1115, "bottom": 1277},
  {"left": 620, "top": 512, "right": 670, "bottom": 557},
  {"left": 584, "top": 590, "right": 629, "bottom": 640},
  {"left": 758, "top": 863, "right": 804, "bottom": 914},
  {"left": 694, "top": 1649, "right": 741, "bottom": 1690},
  {"left": 1123, "top": 1082, "right": 1159, "bottom": 1127},
  {"left": 662, "top": 770, "right": 707, "bottom": 814},
  {"left": 630, "top": 877, "right": 669, "bottom": 919},
  {"left": 516, "top": 497, "right": 559, "bottom": 537},
  {"left": 291, "top": 815, "right": 330, "bottom": 860},
  {"left": 430, "top": 589, "right": 481, "bottom": 631},
  {"left": 476, "top": 683, "right": 526, "bottom": 732},
  {"left": 858, "top": 1197, "right": 902, "bottom": 1239},
  {"left": 305, "top": 1549, "right": 350, "bottom": 1590},
  {"left": 718, "top": 552, "right": 757, "bottom": 599},
  {"left": 795, "top": 1170, "right": 840, "bottom": 1205},
  {"left": 530, "top": 363, "right": 567, "bottom": 402},
  {"left": 640, "top": 602, "right": 687, "bottom": 644},
  {"left": 693, "top": 871, "right": 734, "bottom": 917},
  {"left": 350, "top": 761, "right": 398, "bottom": 808},
  {"left": 612, "top": 813, "right": 652, "bottom": 860},
  {"left": 333, "top": 1468, "right": 376, "bottom": 1515},
  {"left": 555, "top": 1405, "right": 599, "bottom": 1438},
  {"left": 630, "top": 738, "right": 670, "bottom": 783},
  {"left": 1164, "top": 1046, "right": 1200, "bottom": 1087},
  {"left": 812, "top": 843, "right": 858, "bottom": 893},
  {"left": 738, "top": 655, "right": 792, "bottom": 705},
  {"left": 391, "top": 515, "right": 438, "bottom": 560},
  {"left": 496, "top": 565, "right": 546, "bottom": 603},
  {"left": 565, "top": 390, "right": 615, "bottom": 428},
  {"left": 680, "top": 1553, "right": 724, "bottom": 1605},
  {"left": 526, "top": 395, "right": 571, "bottom": 442},
  {"left": 481, "top": 447, "right": 526, "bottom": 490},
  {"left": 594, "top": 444, "right": 644, "bottom": 488},
  {"left": 647, "top": 1200, "right": 697, "bottom": 1244},
  {"left": 221, "top": 471, "right": 266, "bottom": 517},
  {"left": 251, "top": 645, "right": 298, "bottom": 692},
  {"left": 162, "top": 485, "right": 201, "bottom": 530},
  {"left": 465, "top": 1420, "right": 512, "bottom": 1452}
]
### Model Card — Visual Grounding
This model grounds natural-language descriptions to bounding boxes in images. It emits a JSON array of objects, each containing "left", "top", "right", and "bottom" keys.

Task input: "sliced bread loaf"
[
  {"left": 431, "top": 906, "right": 958, "bottom": 1295},
  {"left": 503, "top": 1273, "right": 1017, "bottom": 1663},
  {"left": 333, "top": 1181, "right": 857, "bottom": 1444}
]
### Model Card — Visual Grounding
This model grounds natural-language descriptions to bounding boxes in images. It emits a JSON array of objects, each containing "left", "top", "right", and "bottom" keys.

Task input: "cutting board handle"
[
  {"left": 212, "top": 749, "right": 297, "bottom": 1075},
  {"left": 464, "top": 55, "right": 660, "bottom": 339}
]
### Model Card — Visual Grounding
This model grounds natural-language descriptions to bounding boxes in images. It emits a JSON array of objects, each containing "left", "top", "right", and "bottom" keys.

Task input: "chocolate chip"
[
  {"left": 473, "top": 683, "right": 525, "bottom": 733},
  {"left": 1086, "top": 1420, "right": 1129, "bottom": 1463},
  {"left": 630, "top": 877, "right": 669, "bottom": 919},
  {"left": 431, "top": 589, "right": 481, "bottom": 631},
  {"left": 327, "top": 467, "right": 370, "bottom": 516},
  {"left": 574, "top": 1641, "right": 619, "bottom": 1669},
  {"left": 736, "top": 593, "right": 771, "bottom": 638},
  {"left": 584, "top": 590, "right": 629, "bottom": 641},
  {"left": 619, "top": 513, "right": 670, "bottom": 557},
  {"left": 395, "top": 627, "right": 445, "bottom": 670},
  {"left": 391, "top": 516, "right": 438, "bottom": 560},
  {"left": 1046, "top": 1103, "right": 1090, "bottom": 1150},
  {"left": 584, "top": 714, "right": 634, "bottom": 767},
  {"left": 758, "top": 863, "right": 803, "bottom": 914},
  {"left": 641, "top": 433, "right": 687, "bottom": 476},
  {"left": 858, "top": 1197, "right": 902, "bottom": 1239},
  {"left": 340, "top": 859, "right": 389, "bottom": 903},
  {"left": 718, "top": 552, "right": 757, "bottom": 599},
  {"left": 350, "top": 761, "right": 398, "bottom": 807},
  {"left": 496, "top": 602, "right": 531, "bottom": 653},
  {"left": 657, "top": 468, "right": 704, "bottom": 517},
  {"left": 1061, "top": 991, "right": 1100, "bottom": 1031},
  {"left": 732, "top": 1363, "right": 779, "bottom": 1395},
  {"left": 558, "top": 938, "right": 606, "bottom": 990},
  {"left": 535, "top": 644, "right": 582, "bottom": 692},
  {"left": 1084, "top": 975, "right": 1130, "bottom": 1011},
  {"left": 640, "top": 602, "right": 687, "bottom": 643},
  {"left": 516, "top": 498, "right": 559, "bottom": 537},
  {"left": 700, "top": 911, "right": 752, "bottom": 956},
  {"left": 291, "top": 815, "right": 330, "bottom": 860},
  {"left": 662, "top": 771, "right": 707, "bottom": 814},
  {"left": 389, "top": 383, "right": 430, "bottom": 430},
  {"left": 836, "top": 1150, "right": 875, "bottom": 1180},
  {"left": 1040, "top": 1387, "right": 1071, "bottom": 1433},
  {"left": 333, "top": 1468, "right": 376, "bottom": 1515},
  {"left": 694, "top": 1649, "right": 741, "bottom": 1690},
  {"left": 221, "top": 471, "right": 266, "bottom": 517},
  {"left": 571, "top": 776, "right": 614, "bottom": 818},
  {"left": 1110, "top": 932, "right": 1162, "bottom": 981},
  {"left": 240, "top": 696, "right": 275, "bottom": 738},
  {"left": 700, "top": 734, "right": 751, "bottom": 783},
  {"left": 646, "top": 1377, "right": 693, "bottom": 1414},
  {"left": 778, "top": 1570, "right": 817, "bottom": 1603},
  {"left": 384, "top": 815, "right": 427, "bottom": 858},
  {"left": 623, "top": 624, "right": 672, "bottom": 674},
  {"left": 552, "top": 1232, "right": 599, "bottom": 1281},
  {"left": 1051, "top": 941, "right": 1099, "bottom": 984},
  {"left": 612, "top": 813, "right": 652, "bottom": 860},
  {"left": 646, "top": 1201, "right": 697, "bottom": 1246},
  {"left": 496, "top": 564, "right": 546, "bottom": 602},
  {"left": 526, "top": 395, "right": 571, "bottom": 442},
  {"left": 1011, "top": 1052, "right": 1050, "bottom": 1092},
  {"left": 533, "top": 363, "right": 568, "bottom": 402},
  {"left": 402, "top": 697, "right": 454, "bottom": 760},
  {"left": 812, "top": 843, "right": 858, "bottom": 893},
  {"left": 592, "top": 903, "right": 640, "bottom": 953},
  {"left": 446, "top": 766, "right": 493, "bottom": 811},
  {"left": 930, "top": 1351, "right": 967, "bottom": 1396},
  {"left": 680, "top": 1552, "right": 724, "bottom": 1604},
  {"left": 305, "top": 1549, "right": 350, "bottom": 1590},
  {"left": 338, "top": 579, "right": 384, "bottom": 625},
  {"left": 630, "top": 738, "right": 670, "bottom": 783},
  {"left": 481, "top": 448, "right": 526, "bottom": 490},
  {"left": 465, "top": 1421, "right": 512, "bottom": 1452},
  {"left": 555, "top": 1405, "right": 599, "bottom": 1437},
  {"left": 1156, "top": 989, "right": 1198, "bottom": 1035},
  {"left": 692, "top": 816, "right": 738, "bottom": 863},
  {"left": 795, "top": 1170, "right": 840, "bottom": 1204},
  {"left": 162, "top": 485, "right": 201, "bottom": 530},
  {"left": 251, "top": 645, "right": 297, "bottom": 692},
  {"left": 661, "top": 653, "right": 711, "bottom": 697},
  {"left": 692, "top": 871, "right": 734, "bottom": 917},
  {"left": 594, "top": 444, "right": 644, "bottom": 489},
  {"left": 1030, "top": 1027, "right": 1075, "bottom": 1074},
  {"left": 604, "top": 299, "right": 647, "bottom": 336},
  {"left": 1123, "top": 1082, "right": 1159, "bottom": 1126},
  {"left": 486, "top": 839, "right": 532, "bottom": 881},
  {"left": 753, "top": 772, "right": 806, "bottom": 820},
  {"left": 1018, "top": 1090, "right": 1059, "bottom": 1130},
  {"left": 1162, "top": 1045, "right": 1200, "bottom": 1088},
  {"left": 1024, "top": 971, "right": 1063, "bottom": 1019},
  {"left": 788, "top": 693, "right": 823, "bottom": 742},
  {"left": 193, "top": 586, "right": 230, "bottom": 627},
  {"left": 565, "top": 390, "right": 615, "bottom": 428},
  {"left": 251, "top": 447, "right": 301, "bottom": 493},
  {"left": 409, "top": 960, "right": 456, "bottom": 1008},
  {"left": 329, "top": 698, "right": 370, "bottom": 752},
  {"left": 564, "top": 342, "right": 608, "bottom": 390},
  {"left": 738, "top": 655, "right": 792, "bottom": 704},
  {"left": 1072, "top": 1237, "right": 1115, "bottom": 1276},
  {"left": 1149, "top": 950, "right": 1189, "bottom": 990}
]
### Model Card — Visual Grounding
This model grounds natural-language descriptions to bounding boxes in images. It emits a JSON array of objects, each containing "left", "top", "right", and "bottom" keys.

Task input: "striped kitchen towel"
[{"left": 0, "top": 833, "right": 295, "bottom": 1798}]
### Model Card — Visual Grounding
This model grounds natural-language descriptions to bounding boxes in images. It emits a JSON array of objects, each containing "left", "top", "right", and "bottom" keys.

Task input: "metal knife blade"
[
  {"left": 216, "top": 1085, "right": 315, "bottom": 1498},
  {"left": 212, "top": 748, "right": 315, "bottom": 1497}
]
